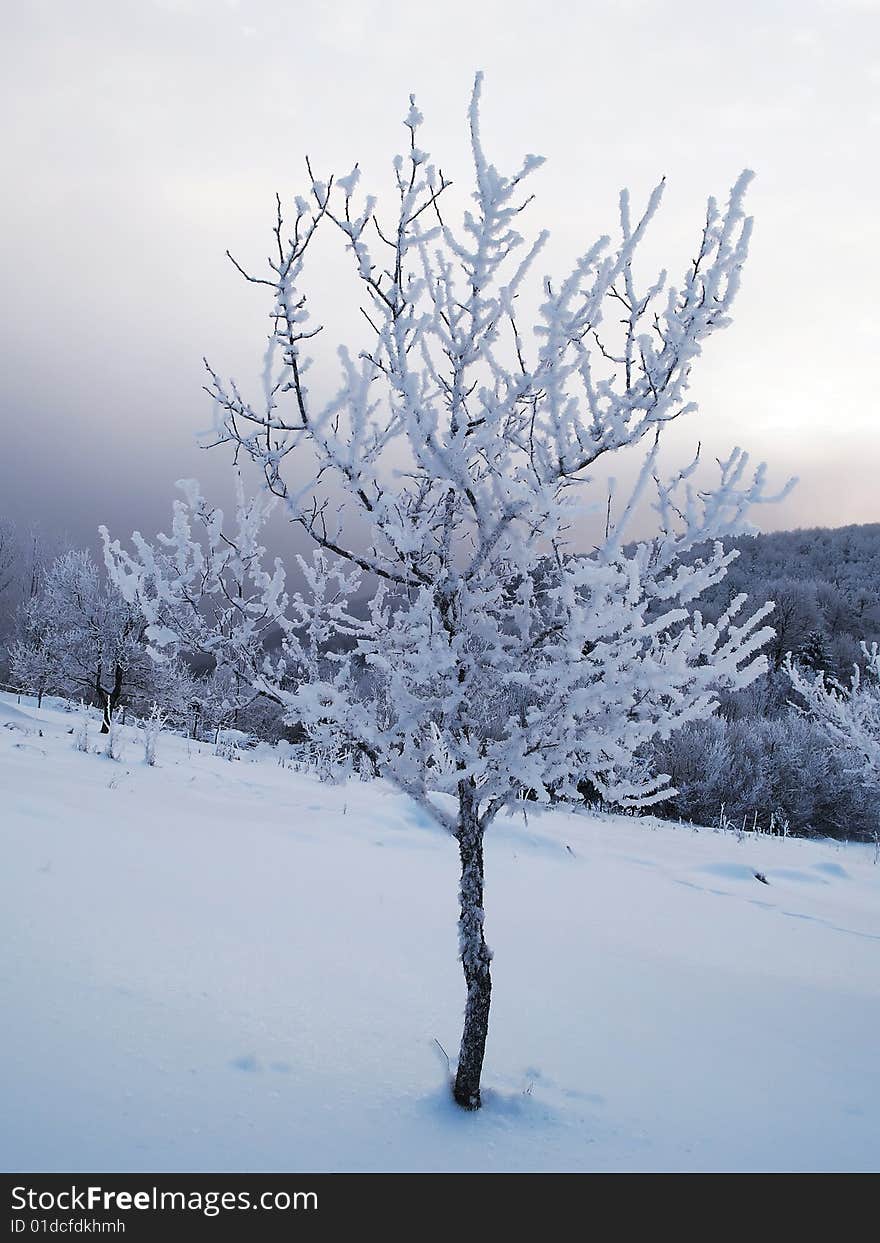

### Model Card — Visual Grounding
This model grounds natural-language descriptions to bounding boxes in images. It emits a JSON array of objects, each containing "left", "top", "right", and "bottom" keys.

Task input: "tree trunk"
[
  {"left": 98, "top": 663, "right": 124, "bottom": 734},
  {"left": 96, "top": 665, "right": 109, "bottom": 733},
  {"left": 453, "top": 782, "right": 492, "bottom": 1110}
]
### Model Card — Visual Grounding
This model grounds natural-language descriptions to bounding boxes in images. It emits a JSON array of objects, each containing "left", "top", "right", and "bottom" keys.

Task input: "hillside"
[{"left": 2, "top": 692, "right": 879, "bottom": 1173}]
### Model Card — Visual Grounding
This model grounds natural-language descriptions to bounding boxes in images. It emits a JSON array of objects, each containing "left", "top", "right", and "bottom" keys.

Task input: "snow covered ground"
[{"left": 2, "top": 691, "right": 878, "bottom": 1173}]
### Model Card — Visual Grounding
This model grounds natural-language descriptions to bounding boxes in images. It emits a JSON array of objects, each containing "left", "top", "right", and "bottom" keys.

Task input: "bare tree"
[{"left": 105, "top": 78, "right": 790, "bottom": 1109}]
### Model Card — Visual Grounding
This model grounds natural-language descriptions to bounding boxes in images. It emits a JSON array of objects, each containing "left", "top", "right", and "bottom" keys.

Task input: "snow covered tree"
[
  {"left": 0, "top": 517, "right": 18, "bottom": 605},
  {"left": 763, "top": 579, "right": 821, "bottom": 670},
  {"left": 0, "top": 518, "right": 22, "bottom": 668},
  {"left": 12, "top": 549, "right": 151, "bottom": 729},
  {"left": 104, "top": 78, "right": 789, "bottom": 1109},
  {"left": 9, "top": 597, "right": 55, "bottom": 706},
  {"left": 787, "top": 643, "right": 880, "bottom": 791}
]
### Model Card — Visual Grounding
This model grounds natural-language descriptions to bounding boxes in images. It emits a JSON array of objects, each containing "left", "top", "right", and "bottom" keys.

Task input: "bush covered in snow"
[{"left": 654, "top": 714, "right": 879, "bottom": 840}]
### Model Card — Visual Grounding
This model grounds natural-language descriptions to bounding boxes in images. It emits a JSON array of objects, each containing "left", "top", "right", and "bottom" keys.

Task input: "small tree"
[
  {"left": 104, "top": 79, "right": 789, "bottom": 1109},
  {"left": 142, "top": 702, "right": 166, "bottom": 767}
]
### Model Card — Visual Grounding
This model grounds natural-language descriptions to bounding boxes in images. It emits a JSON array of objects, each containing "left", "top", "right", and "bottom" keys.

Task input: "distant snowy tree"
[
  {"left": 0, "top": 518, "right": 18, "bottom": 604},
  {"left": 9, "top": 598, "right": 54, "bottom": 706},
  {"left": 796, "top": 628, "right": 831, "bottom": 676},
  {"left": 196, "top": 663, "right": 266, "bottom": 742},
  {"left": 762, "top": 579, "right": 820, "bottom": 670},
  {"left": 0, "top": 518, "right": 22, "bottom": 662},
  {"left": 23, "top": 528, "right": 56, "bottom": 604},
  {"left": 12, "top": 549, "right": 151, "bottom": 730},
  {"left": 147, "top": 655, "right": 200, "bottom": 734},
  {"left": 104, "top": 78, "right": 790, "bottom": 1109}
]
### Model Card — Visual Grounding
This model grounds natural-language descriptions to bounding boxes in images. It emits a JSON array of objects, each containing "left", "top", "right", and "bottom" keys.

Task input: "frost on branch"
[
  {"left": 105, "top": 77, "right": 789, "bottom": 824},
  {"left": 787, "top": 643, "right": 880, "bottom": 789}
]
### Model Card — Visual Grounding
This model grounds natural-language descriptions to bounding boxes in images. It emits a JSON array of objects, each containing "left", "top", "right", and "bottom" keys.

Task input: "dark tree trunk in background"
[
  {"left": 453, "top": 782, "right": 493, "bottom": 1110},
  {"left": 97, "top": 663, "right": 124, "bottom": 733}
]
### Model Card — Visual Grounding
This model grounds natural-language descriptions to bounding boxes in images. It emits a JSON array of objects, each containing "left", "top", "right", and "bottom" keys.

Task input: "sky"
[{"left": 1, "top": 0, "right": 879, "bottom": 555}]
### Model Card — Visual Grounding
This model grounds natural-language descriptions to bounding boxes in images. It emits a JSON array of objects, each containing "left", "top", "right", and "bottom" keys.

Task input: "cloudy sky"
[{"left": 2, "top": 0, "right": 878, "bottom": 553}]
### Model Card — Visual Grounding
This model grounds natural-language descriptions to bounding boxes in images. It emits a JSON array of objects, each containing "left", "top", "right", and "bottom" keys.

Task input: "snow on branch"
[
  {"left": 105, "top": 77, "right": 792, "bottom": 827},
  {"left": 787, "top": 643, "right": 880, "bottom": 787}
]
